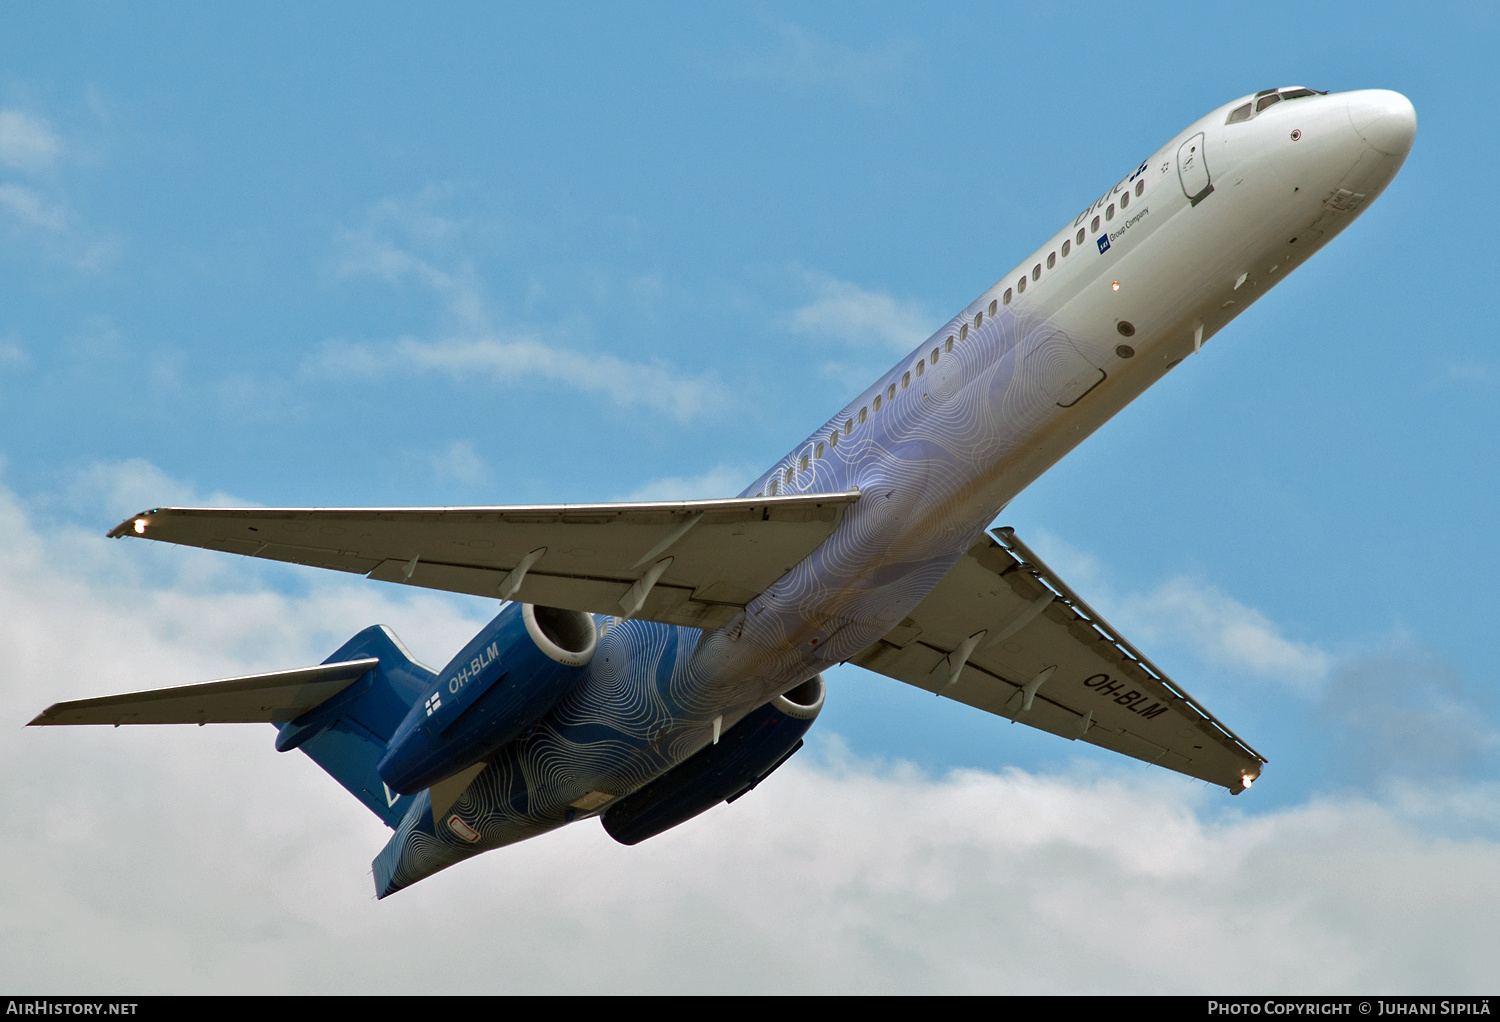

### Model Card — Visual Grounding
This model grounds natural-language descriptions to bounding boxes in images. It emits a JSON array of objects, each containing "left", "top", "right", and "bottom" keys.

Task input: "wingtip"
[{"left": 107, "top": 508, "right": 161, "bottom": 539}]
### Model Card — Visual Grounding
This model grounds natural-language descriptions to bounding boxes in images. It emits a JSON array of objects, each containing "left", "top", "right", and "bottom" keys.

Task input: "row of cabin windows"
[
  {"left": 762, "top": 334, "right": 960, "bottom": 495},
  {"left": 1000, "top": 178, "right": 1148, "bottom": 306}
]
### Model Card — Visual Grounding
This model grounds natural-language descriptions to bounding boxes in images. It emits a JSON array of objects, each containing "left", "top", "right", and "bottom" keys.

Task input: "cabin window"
[
  {"left": 959, "top": 324, "right": 968, "bottom": 340},
  {"left": 799, "top": 454, "right": 809, "bottom": 472},
  {"left": 859, "top": 407, "right": 867, "bottom": 423},
  {"left": 1003, "top": 288, "right": 1012, "bottom": 305},
  {"left": 931, "top": 347, "right": 939, "bottom": 364},
  {"left": 1106, "top": 203, "right": 1115, "bottom": 221},
  {"left": 1076, "top": 228, "right": 1086, "bottom": 245},
  {"left": 768, "top": 479, "right": 778, "bottom": 496},
  {"left": 887, "top": 383, "right": 897, "bottom": 399},
  {"left": 1135, "top": 180, "right": 1145, "bottom": 197},
  {"left": 988, "top": 299, "right": 997, "bottom": 316},
  {"left": 1226, "top": 102, "right": 1253, "bottom": 124},
  {"left": 872, "top": 395, "right": 881, "bottom": 412},
  {"left": 1062, "top": 239, "right": 1071, "bottom": 257},
  {"left": 829, "top": 431, "right": 838, "bottom": 449},
  {"left": 974, "top": 312, "right": 983, "bottom": 328},
  {"left": 785, "top": 467, "right": 794, "bottom": 484},
  {"left": 815, "top": 442, "right": 825, "bottom": 459},
  {"left": 844, "top": 418, "right": 854, "bottom": 435},
  {"left": 1091, "top": 215, "right": 1100, "bottom": 233},
  {"left": 1017, "top": 276, "right": 1026, "bottom": 294},
  {"left": 1031, "top": 264, "right": 1041, "bottom": 281},
  {"left": 944, "top": 336, "right": 953, "bottom": 353},
  {"left": 1047, "top": 252, "right": 1056, "bottom": 269},
  {"left": 915, "top": 359, "right": 925, "bottom": 377},
  {"left": 901, "top": 371, "right": 910, "bottom": 389},
  {"left": 1120, "top": 191, "right": 1129, "bottom": 209}
]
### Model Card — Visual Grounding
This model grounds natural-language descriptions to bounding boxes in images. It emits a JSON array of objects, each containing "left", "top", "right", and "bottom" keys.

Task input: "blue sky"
[{"left": 2, "top": 2, "right": 1498, "bottom": 993}]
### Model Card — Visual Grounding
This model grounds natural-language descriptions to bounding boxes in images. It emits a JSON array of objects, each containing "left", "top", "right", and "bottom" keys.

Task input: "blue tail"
[{"left": 275, "top": 626, "right": 435, "bottom": 827}]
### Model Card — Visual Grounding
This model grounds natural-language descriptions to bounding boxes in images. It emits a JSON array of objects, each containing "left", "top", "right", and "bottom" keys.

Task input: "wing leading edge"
[
  {"left": 851, "top": 528, "right": 1266, "bottom": 792},
  {"left": 110, "top": 493, "right": 859, "bottom": 631}
]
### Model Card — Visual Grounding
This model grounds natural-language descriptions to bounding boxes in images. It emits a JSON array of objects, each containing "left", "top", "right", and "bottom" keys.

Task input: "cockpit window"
[{"left": 1230, "top": 87, "right": 1326, "bottom": 124}]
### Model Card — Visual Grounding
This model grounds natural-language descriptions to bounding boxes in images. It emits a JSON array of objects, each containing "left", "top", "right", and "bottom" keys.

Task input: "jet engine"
[
  {"left": 601, "top": 674, "right": 825, "bottom": 845},
  {"left": 376, "top": 602, "right": 597, "bottom": 795}
]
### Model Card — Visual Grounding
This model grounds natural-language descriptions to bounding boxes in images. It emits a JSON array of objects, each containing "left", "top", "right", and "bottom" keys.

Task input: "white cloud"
[
  {"left": 1441, "top": 362, "right": 1496, "bottom": 386},
  {"left": 0, "top": 167, "right": 120, "bottom": 271},
  {"left": 0, "top": 183, "right": 67, "bottom": 231},
  {"left": 787, "top": 271, "right": 934, "bottom": 353},
  {"left": 1319, "top": 648, "right": 1500, "bottom": 785},
  {"left": 619, "top": 463, "right": 753, "bottom": 501},
  {"left": 430, "top": 440, "right": 489, "bottom": 486},
  {"left": 324, "top": 197, "right": 726, "bottom": 422},
  {"left": 728, "top": 23, "right": 920, "bottom": 104},
  {"left": 0, "top": 109, "right": 62, "bottom": 172},
  {"left": 1125, "top": 576, "right": 1333, "bottom": 689},
  {"left": 4, "top": 465, "right": 1497, "bottom": 993},
  {"left": 336, "top": 220, "right": 485, "bottom": 331},
  {"left": 313, "top": 334, "right": 723, "bottom": 422},
  {"left": 62, "top": 457, "right": 254, "bottom": 522},
  {"left": 0, "top": 113, "right": 106, "bottom": 264},
  {"left": 1011, "top": 533, "right": 1499, "bottom": 793},
  {"left": 1027, "top": 530, "right": 1331, "bottom": 690}
]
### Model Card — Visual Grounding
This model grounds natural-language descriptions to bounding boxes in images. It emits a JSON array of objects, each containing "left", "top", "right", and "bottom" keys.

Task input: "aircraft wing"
[
  {"left": 110, "top": 493, "right": 859, "bottom": 631},
  {"left": 28, "top": 659, "right": 377, "bottom": 726},
  {"left": 849, "top": 528, "right": 1266, "bottom": 792}
]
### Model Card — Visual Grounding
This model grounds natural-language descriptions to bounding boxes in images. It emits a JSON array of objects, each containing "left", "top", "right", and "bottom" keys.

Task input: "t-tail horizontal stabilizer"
[
  {"left": 30, "top": 623, "right": 437, "bottom": 828},
  {"left": 28, "top": 659, "right": 378, "bottom": 727}
]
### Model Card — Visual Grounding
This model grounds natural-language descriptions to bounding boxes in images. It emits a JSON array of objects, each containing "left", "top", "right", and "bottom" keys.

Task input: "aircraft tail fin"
[{"left": 275, "top": 625, "right": 436, "bottom": 828}]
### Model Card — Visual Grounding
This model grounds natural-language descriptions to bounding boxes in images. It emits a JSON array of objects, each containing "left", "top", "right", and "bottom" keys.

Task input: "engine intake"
[{"left": 524, "top": 603, "right": 597, "bottom": 666}]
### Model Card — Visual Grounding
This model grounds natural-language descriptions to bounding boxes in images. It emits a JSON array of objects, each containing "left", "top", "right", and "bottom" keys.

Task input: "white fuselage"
[
  {"left": 378, "top": 89, "right": 1415, "bottom": 890},
  {"left": 692, "top": 88, "right": 1415, "bottom": 722}
]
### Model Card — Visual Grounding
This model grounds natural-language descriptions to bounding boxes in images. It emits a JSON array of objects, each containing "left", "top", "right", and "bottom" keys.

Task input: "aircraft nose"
[{"left": 1346, "top": 89, "right": 1416, "bottom": 156}]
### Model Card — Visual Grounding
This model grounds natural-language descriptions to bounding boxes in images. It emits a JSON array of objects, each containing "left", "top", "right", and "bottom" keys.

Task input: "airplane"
[{"left": 30, "top": 87, "right": 1416, "bottom": 898}]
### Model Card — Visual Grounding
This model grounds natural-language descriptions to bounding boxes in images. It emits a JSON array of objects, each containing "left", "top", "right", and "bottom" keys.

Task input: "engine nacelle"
[
  {"left": 600, "top": 675, "right": 825, "bottom": 846},
  {"left": 377, "top": 603, "right": 596, "bottom": 795}
]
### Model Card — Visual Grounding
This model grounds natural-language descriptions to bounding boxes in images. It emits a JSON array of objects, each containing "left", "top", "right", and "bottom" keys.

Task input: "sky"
[{"left": 2, "top": 1, "right": 1498, "bottom": 994}]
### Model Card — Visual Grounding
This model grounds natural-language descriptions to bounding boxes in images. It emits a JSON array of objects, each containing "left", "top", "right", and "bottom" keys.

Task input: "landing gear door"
[{"left": 1177, "top": 132, "right": 1213, "bottom": 206}]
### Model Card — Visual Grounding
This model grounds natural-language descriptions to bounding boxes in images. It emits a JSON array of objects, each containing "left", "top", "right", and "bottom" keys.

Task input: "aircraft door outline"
[{"left": 1177, "top": 132, "right": 1214, "bottom": 205}]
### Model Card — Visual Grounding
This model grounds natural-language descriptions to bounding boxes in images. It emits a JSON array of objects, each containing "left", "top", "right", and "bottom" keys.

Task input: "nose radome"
[{"left": 1346, "top": 90, "right": 1416, "bottom": 156}]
